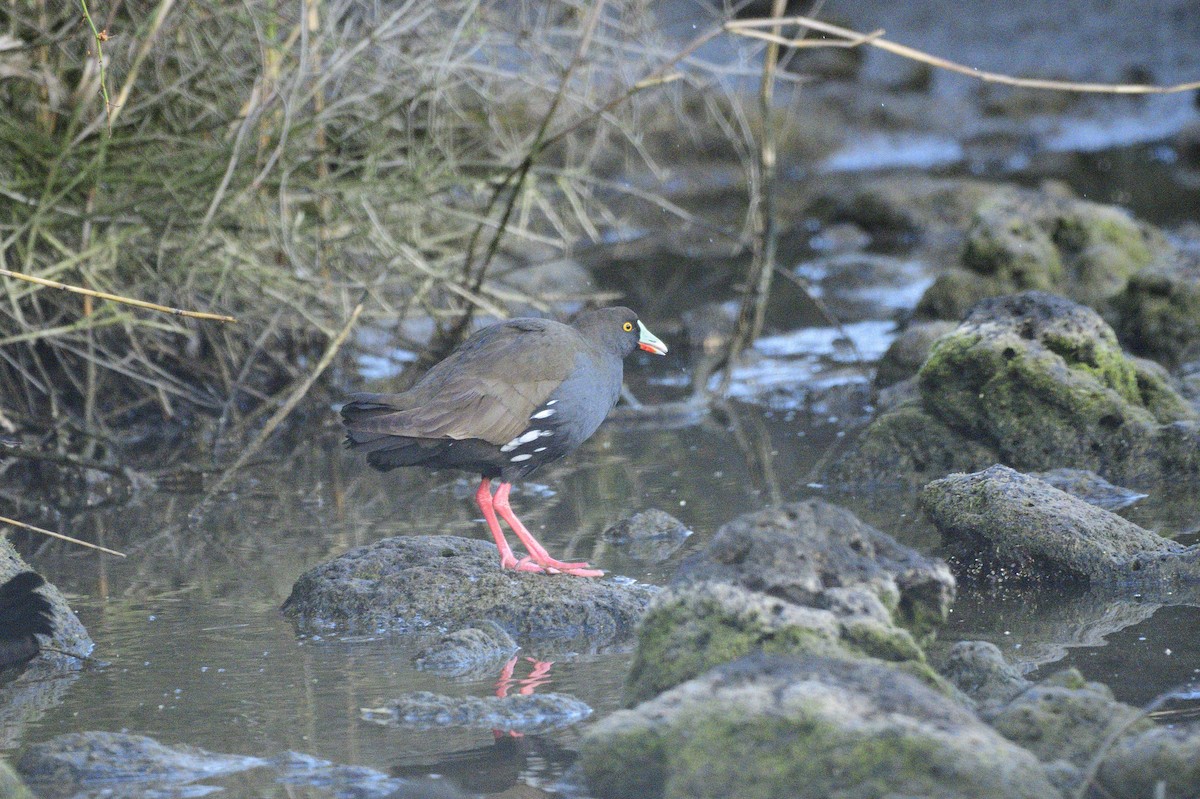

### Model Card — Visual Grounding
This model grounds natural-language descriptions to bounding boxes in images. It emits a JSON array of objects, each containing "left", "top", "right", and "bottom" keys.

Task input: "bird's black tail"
[{"left": 0, "top": 571, "right": 54, "bottom": 669}]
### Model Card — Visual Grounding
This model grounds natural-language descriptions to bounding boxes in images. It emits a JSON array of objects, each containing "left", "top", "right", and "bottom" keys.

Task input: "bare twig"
[
  {"left": 726, "top": 15, "right": 1200, "bottom": 94},
  {"left": 0, "top": 514, "right": 126, "bottom": 557},
  {"left": 0, "top": 268, "right": 237, "bottom": 323}
]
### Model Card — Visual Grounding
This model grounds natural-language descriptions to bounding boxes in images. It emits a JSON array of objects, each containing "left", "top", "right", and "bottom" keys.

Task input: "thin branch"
[
  {"left": 726, "top": 15, "right": 1200, "bottom": 94},
  {"left": 0, "top": 268, "right": 237, "bottom": 323},
  {"left": 0, "top": 515, "right": 126, "bottom": 557}
]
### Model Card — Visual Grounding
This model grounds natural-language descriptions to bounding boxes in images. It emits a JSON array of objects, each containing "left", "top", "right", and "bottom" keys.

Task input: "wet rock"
[
  {"left": 270, "top": 751, "right": 411, "bottom": 798},
  {"left": 1030, "top": 468, "right": 1147, "bottom": 510},
  {"left": 838, "top": 291, "right": 1200, "bottom": 486},
  {"left": 1108, "top": 251, "right": 1200, "bottom": 368},
  {"left": 412, "top": 621, "right": 519, "bottom": 676},
  {"left": 0, "top": 539, "right": 93, "bottom": 669},
  {"left": 625, "top": 581, "right": 942, "bottom": 704},
  {"left": 937, "top": 640, "right": 1032, "bottom": 712},
  {"left": 874, "top": 320, "right": 957, "bottom": 389},
  {"left": 821, "top": 176, "right": 1024, "bottom": 244},
  {"left": 362, "top": 690, "right": 591, "bottom": 733},
  {"left": 987, "top": 670, "right": 1151, "bottom": 767},
  {"left": 921, "top": 465, "right": 1200, "bottom": 584},
  {"left": 914, "top": 192, "right": 1173, "bottom": 321},
  {"left": 676, "top": 500, "right": 956, "bottom": 640},
  {"left": 1096, "top": 725, "right": 1200, "bottom": 799},
  {"left": 283, "top": 535, "right": 656, "bottom": 650},
  {"left": 581, "top": 653, "right": 1060, "bottom": 799},
  {"left": 601, "top": 509, "right": 692, "bottom": 562},
  {"left": 623, "top": 501, "right": 956, "bottom": 703},
  {"left": 17, "top": 731, "right": 267, "bottom": 786}
]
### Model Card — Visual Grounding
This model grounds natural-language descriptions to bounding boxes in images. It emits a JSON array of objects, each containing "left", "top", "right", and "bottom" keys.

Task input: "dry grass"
[{"left": 0, "top": 0, "right": 704, "bottom": 448}]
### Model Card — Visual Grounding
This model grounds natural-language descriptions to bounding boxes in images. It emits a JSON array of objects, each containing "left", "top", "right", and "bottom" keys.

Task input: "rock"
[
  {"left": 1108, "top": 251, "right": 1200, "bottom": 368},
  {"left": 361, "top": 690, "right": 591, "bottom": 733},
  {"left": 0, "top": 539, "right": 92, "bottom": 668},
  {"left": 874, "top": 320, "right": 957, "bottom": 389},
  {"left": 17, "top": 731, "right": 267, "bottom": 786},
  {"left": 283, "top": 535, "right": 656, "bottom": 650},
  {"left": 1029, "top": 468, "right": 1147, "bottom": 510},
  {"left": 580, "top": 653, "right": 1061, "bottom": 799},
  {"left": 622, "top": 500, "right": 957, "bottom": 703},
  {"left": 838, "top": 291, "right": 1200, "bottom": 486},
  {"left": 601, "top": 510, "right": 692, "bottom": 562},
  {"left": 1095, "top": 725, "right": 1200, "bottom": 799},
  {"left": 625, "top": 581, "right": 941, "bottom": 704},
  {"left": 412, "top": 621, "right": 519, "bottom": 676},
  {"left": 914, "top": 192, "right": 1173, "bottom": 321},
  {"left": 271, "top": 751, "right": 420, "bottom": 798},
  {"left": 675, "top": 500, "right": 956, "bottom": 640},
  {"left": 937, "top": 640, "right": 1032, "bottom": 712},
  {"left": 987, "top": 670, "right": 1152, "bottom": 767},
  {"left": 920, "top": 465, "right": 1200, "bottom": 583}
]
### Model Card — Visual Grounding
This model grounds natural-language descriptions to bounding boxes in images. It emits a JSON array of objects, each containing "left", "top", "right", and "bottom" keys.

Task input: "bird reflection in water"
[{"left": 390, "top": 656, "right": 578, "bottom": 797}]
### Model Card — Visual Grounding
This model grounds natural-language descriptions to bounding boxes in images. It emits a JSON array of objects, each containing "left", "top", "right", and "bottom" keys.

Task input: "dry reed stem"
[
  {"left": 0, "top": 514, "right": 126, "bottom": 557},
  {"left": 726, "top": 15, "right": 1200, "bottom": 94},
  {"left": 192, "top": 301, "right": 364, "bottom": 514},
  {"left": 0, "top": 268, "right": 237, "bottom": 323}
]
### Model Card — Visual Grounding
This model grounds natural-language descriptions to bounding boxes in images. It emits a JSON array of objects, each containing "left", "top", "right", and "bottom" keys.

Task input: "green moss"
[
  {"left": 626, "top": 596, "right": 843, "bottom": 703},
  {"left": 581, "top": 717, "right": 670, "bottom": 799}
]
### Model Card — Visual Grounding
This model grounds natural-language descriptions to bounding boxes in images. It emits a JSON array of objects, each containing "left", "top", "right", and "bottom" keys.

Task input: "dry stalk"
[
  {"left": 0, "top": 268, "right": 238, "bottom": 323},
  {"left": 1, "top": 514, "right": 126, "bottom": 557},
  {"left": 726, "top": 15, "right": 1200, "bottom": 95}
]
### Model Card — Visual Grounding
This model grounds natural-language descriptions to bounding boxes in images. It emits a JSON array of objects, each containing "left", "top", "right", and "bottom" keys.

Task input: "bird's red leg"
[
  {"left": 477, "top": 479, "right": 543, "bottom": 573},
  {"left": 493, "top": 482, "right": 604, "bottom": 577}
]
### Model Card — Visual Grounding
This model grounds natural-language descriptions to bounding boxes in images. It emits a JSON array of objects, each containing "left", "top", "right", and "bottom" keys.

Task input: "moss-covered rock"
[
  {"left": 837, "top": 291, "right": 1200, "bottom": 486},
  {"left": 875, "top": 320, "right": 957, "bottom": 389},
  {"left": 914, "top": 193, "right": 1173, "bottom": 321},
  {"left": 582, "top": 654, "right": 1061, "bottom": 799},
  {"left": 1108, "top": 252, "right": 1200, "bottom": 368},
  {"left": 987, "top": 669, "right": 1152, "bottom": 766},
  {"left": 626, "top": 582, "right": 938, "bottom": 703}
]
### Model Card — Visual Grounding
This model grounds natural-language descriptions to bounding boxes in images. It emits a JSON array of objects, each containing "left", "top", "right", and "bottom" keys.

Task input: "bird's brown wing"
[{"left": 343, "top": 319, "right": 577, "bottom": 446}]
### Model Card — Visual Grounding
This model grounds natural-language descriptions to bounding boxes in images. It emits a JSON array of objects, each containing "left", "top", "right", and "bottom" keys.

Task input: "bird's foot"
[
  {"left": 501, "top": 555, "right": 546, "bottom": 573},
  {"left": 545, "top": 564, "right": 606, "bottom": 578}
]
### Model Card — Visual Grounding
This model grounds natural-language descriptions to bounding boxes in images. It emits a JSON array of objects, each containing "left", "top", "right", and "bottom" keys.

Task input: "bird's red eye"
[{"left": 623, "top": 322, "right": 633, "bottom": 332}]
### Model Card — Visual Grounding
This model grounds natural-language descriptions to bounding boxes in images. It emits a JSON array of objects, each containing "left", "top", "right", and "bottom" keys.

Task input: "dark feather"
[{"left": 0, "top": 571, "right": 54, "bottom": 669}]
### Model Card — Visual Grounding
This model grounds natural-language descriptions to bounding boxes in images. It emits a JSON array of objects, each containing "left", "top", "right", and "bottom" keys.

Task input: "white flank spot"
[
  {"left": 510, "top": 453, "right": 533, "bottom": 462},
  {"left": 518, "top": 429, "right": 541, "bottom": 444},
  {"left": 539, "top": 430, "right": 554, "bottom": 438},
  {"left": 500, "top": 441, "right": 518, "bottom": 452},
  {"left": 534, "top": 447, "right": 547, "bottom": 452},
  {"left": 531, "top": 408, "right": 555, "bottom": 419},
  {"left": 546, "top": 399, "right": 558, "bottom": 405}
]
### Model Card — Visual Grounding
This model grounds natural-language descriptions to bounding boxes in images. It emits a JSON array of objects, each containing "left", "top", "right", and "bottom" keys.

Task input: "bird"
[
  {"left": 0, "top": 571, "right": 54, "bottom": 670},
  {"left": 341, "top": 306, "right": 667, "bottom": 577}
]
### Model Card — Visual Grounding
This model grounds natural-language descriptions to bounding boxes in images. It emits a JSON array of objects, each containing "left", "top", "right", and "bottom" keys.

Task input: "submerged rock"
[
  {"left": 839, "top": 291, "right": 1200, "bottom": 486},
  {"left": 581, "top": 653, "right": 1060, "bottom": 799},
  {"left": 921, "top": 465, "right": 1200, "bottom": 584},
  {"left": 601, "top": 509, "right": 692, "bottom": 562},
  {"left": 362, "top": 690, "right": 591, "bottom": 733},
  {"left": 17, "top": 731, "right": 267, "bottom": 786},
  {"left": 1029, "top": 468, "right": 1147, "bottom": 510},
  {"left": 625, "top": 500, "right": 956, "bottom": 702},
  {"left": 412, "top": 621, "right": 519, "bottom": 676},
  {"left": 283, "top": 535, "right": 656, "bottom": 650}
]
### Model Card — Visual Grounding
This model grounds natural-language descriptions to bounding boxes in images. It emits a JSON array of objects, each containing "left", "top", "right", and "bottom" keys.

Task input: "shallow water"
[{"left": 7, "top": 140, "right": 1200, "bottom": 797}]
